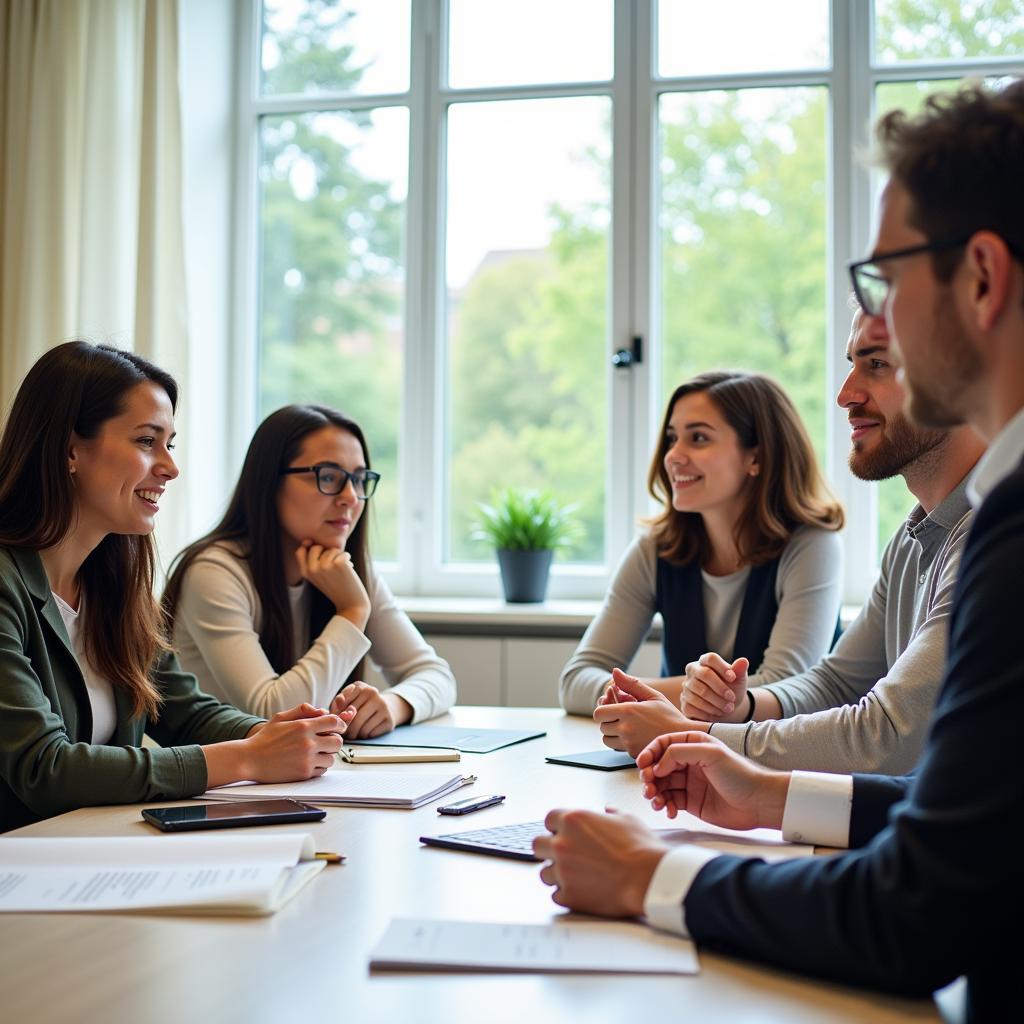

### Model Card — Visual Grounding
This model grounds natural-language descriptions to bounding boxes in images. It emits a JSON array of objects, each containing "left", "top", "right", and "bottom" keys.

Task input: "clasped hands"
[
  {"left": 533, "top": 728, "right": 791, "bottom": 919},
  {"left": 534, "top": 661, "right": 786, "bottom": 919},
  {"left": 594, "top": 658, "right": 751, "bottom": 757},
  {"left": 330, "top": 681, "right": 412, "bottom": 739}
]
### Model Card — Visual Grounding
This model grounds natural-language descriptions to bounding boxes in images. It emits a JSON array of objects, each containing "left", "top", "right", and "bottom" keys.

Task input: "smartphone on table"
[{"left": 141, "top": 799, "right": 326, "bottom": 832}]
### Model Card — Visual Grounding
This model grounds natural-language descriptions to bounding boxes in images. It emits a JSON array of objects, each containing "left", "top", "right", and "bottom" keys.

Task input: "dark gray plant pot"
[{"left": 496, "top": 548, "right": 553, "bottom": 603}]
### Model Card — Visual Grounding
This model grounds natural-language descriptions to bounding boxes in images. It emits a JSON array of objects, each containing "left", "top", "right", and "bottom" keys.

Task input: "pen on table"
[{"left": 315, "top": 851, "right": 345, "bottom": 864}]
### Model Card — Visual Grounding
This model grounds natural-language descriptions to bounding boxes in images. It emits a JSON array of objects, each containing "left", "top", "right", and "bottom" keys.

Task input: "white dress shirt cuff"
[
  {"left": 781, "top": 770, "right": 853, "bottom": 848},
  {"left": 643, "top": 845, "right": 721, "bottom": 937}
]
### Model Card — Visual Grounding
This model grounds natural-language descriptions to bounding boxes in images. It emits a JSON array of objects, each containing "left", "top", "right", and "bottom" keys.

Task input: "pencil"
[{"left": 314, "top": 852, "right": 345, "bottom": 864}]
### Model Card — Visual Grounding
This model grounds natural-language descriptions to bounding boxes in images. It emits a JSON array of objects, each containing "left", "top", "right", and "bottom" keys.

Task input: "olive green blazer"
[{"left": 0, "top": 546, "right": 264, "bottom": 832}]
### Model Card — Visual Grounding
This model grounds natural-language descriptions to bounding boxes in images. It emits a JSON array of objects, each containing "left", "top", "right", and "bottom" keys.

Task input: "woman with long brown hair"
[
  {"left": 559, "top": 370, "right": 843, "bottom": 722},
  {"left": 163, "top": 405, "right": 455, "bottom": 736},
  {"left": 0, "top": 343, "right": 349, "bottom": 832}
]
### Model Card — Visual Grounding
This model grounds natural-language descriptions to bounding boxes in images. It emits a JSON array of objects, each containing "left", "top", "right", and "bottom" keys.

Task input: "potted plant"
[{"left": 472, "top": 488, "right": 581, "bottom": 603}]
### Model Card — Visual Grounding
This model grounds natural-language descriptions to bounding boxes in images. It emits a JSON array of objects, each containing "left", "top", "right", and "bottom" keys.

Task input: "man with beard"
[
  {"left": 535, "top": 79, "right": 1024, "bottom": 1020},
  {"left": 593, "top": 307, "right": 984, "bottom": 774}
]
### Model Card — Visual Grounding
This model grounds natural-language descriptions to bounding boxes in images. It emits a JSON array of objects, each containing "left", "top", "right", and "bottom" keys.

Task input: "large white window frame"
[{"left": 231, "top": 0, "right": 1021, "bottom": 604}]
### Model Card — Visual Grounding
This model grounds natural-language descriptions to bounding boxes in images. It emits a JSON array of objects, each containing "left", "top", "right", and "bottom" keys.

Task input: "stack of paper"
[
  {"left": 0, "top": 833, "right": 325, "bottom": 916},
  {"left": 201, "top": 770, "right": 472, "bottom": 809}
]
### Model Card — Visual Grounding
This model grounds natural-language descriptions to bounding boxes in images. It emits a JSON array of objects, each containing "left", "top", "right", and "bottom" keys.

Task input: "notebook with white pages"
[
  {"left": 200, "top": 770, "right": 475, "bottom": 809},
  {"left": 0, "top": 833, "right": 326, "bottom": 916}
]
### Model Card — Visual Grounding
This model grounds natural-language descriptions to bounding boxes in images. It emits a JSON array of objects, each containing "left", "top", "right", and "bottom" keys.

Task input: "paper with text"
[
  {"left": 0, "top": 833, "right": 324, "bottom": 915},
  {"left": 369, "top": 917, "right": 699, "bottom": 974}
]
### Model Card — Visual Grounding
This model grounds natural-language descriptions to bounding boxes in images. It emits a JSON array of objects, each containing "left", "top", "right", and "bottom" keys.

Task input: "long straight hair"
[
  {"left": 0, "top": 341, "right": 178, "bottom": 719},
  {"left": 163, "top": 405, "right": 372, "bottom": 680},
  {"left": 647, "top": 371, "right": 843, "bottom": 567}
]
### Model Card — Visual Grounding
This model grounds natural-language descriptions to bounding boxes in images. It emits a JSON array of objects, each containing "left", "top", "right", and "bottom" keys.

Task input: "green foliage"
[
  {"left": 658, "top": 88, "right": 828, "bottom": 455},
  {"left": 875, "top": 0, "right": 1024, "bottom": 63},
  {"left": 471, "top": 489, "right": 582, "bottom": 553},
  {"left": 257, "top": 6, "right": 405, "bottom": 558},
  {"left": 255, "top": 0, "right": 1017, "bottom": 573},
  {"left": 447, "top": 228, "right": 607, "bottom": 563}
]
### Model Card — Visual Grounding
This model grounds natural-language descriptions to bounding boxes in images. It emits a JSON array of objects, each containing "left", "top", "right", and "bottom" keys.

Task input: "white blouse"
[{"left": 52, "top": 593, "right": 117, "bottom": 744}]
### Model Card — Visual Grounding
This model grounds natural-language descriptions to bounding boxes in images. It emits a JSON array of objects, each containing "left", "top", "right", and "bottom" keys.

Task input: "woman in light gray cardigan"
[
  {"left": 164, "top": 405, "right": 455, "bottom": 738},
  {"left": 560, "top": 372, "right": 844, "bottom": 718}
]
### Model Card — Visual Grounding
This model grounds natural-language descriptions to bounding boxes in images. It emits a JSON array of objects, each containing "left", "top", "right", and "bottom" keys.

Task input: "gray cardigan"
[
  {"left": 559, "top": 526, "right": 843, "bottom": 714},
  {"left": 711, "top": 480, "right": 973, "bottom": 774}
]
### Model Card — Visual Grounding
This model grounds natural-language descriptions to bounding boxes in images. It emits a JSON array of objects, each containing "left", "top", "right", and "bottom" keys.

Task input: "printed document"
[
  {"left": 0, "top": 832, "right": 324, "bottom": 915},
  {"left": 369, "top": 917, "right": 699, "bottom": 974}
]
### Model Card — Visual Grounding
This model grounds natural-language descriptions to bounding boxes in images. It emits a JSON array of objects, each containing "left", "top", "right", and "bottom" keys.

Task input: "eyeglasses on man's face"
[
  {"left": 280, "top": 464, "right": 381, "bottom": 499},
  {"left": 847, "top": 236, "right": 971, "bottom": 317}
]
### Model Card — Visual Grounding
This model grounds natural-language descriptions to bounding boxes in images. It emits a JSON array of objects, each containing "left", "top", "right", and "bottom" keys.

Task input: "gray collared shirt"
[{"left": 711, "top": 477, "right": 974, "bottom": 775}]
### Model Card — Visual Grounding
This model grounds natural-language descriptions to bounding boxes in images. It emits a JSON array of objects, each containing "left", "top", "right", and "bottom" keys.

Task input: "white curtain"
[{"left": 0, "top": 0, "right": 190, "bottom": 559}]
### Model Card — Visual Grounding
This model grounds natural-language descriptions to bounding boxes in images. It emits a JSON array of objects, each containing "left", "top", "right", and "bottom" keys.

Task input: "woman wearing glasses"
[
  {"left": 164, "top": 404, "right": 456, "bottom": 737},
  {"left": 0, "top": 345, "right": 349, "bottom": 832},
  {"left": 559, "top": 371, "right": 844, "bottom": 721}
]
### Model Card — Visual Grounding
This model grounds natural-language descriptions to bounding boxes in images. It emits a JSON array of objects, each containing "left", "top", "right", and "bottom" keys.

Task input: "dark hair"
[
  {"left": 163, "top": 405, "right": 371, "bottom": 680},
  {"left": 875, "top": 78, "right": 1024, "bottom": 280},
  {"left": 0, "top": 341, "right": 178, "bottom": 719},
  {"left": 646, "top": 371, "right": 843, "bottom": 567}
]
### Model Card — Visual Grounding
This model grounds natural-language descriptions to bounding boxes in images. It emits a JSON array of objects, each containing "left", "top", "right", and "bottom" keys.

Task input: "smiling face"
[
  {"left": 276, "top": 425, "right": 366, "bottom": 551},
  {"left": 68, "top": 381, "right": 179, "bottom": 538},
  {"left": 838, "top": 308, "right": 947, "bottom": 480},
  {"left": 662, "top": 391, "right": 758, "bottom": 523}
]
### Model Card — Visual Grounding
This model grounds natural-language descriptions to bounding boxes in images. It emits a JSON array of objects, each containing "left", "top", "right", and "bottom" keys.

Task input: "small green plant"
[{"left": 471, "top": 488, "right": 581, "bottom": 552}]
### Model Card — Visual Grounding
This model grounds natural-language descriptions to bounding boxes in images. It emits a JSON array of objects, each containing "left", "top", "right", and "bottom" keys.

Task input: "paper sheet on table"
[
  {"left": 369, "top": 917, "right": 698, "bottom": 974},
  {"left": 0, "top": 833, "right": 324, "bottom": 915}
]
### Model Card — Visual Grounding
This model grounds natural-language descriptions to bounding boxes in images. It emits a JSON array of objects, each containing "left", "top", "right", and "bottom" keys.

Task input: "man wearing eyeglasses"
[{"left": 535, "top": 79, "right": 1024, "bottom": 1021}]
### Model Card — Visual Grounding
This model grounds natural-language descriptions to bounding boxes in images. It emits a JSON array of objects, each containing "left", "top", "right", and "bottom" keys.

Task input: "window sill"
[{"left": 395, "top": 595, "right": 862, "bottom": 641}]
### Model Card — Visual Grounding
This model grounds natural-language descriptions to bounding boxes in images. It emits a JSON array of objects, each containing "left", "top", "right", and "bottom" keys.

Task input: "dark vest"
[{"left": 654, "top": 555, "right": 781, "bottom": 676}]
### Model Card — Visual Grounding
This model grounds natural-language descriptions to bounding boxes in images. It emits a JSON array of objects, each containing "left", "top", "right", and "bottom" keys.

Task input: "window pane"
[
  {"left": 874, "top": 0, "right": 1024, "bottom": 64},
  {"left": 659, "top": 88, "right": 828, "bottom": 459},
  {"left": 445, "top": 97, "right": 610, "bottom": 564},
  {"left": 447, "top": 0, "right": 613, "bottom": 89},
  {"left": 658, "top": 0, "right": 829, "bottom": 77},
  {"left": 261, "top": 0, "right": 410, "bottom": 97},
  {"left": 257, "top": 108, "right": 408, "bottom": 560}
]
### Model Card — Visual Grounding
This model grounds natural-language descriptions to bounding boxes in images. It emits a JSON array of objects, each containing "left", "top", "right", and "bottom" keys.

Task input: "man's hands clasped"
[{"left": 536, "top": 669, "right": 793, "bottom": 917}]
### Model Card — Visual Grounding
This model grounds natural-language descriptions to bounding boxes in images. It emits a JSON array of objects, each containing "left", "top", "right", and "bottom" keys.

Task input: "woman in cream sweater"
[{"left": 164, "top": 405, "right": 456, "bottom": 738}]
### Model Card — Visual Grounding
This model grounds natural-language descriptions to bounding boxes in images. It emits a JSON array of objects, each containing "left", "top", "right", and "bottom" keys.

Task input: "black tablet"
[{"left": 544, "top": 750, "right": 637, "bottom": 771}]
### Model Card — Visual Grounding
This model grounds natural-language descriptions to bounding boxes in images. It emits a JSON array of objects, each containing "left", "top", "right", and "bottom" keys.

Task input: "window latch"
[{"left": 612, "top": 335, "right": 643, "bottom": 368}]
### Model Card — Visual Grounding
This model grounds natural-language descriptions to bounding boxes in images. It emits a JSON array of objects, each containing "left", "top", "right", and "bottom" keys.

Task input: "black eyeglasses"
[
  {"left": 848, "top": 236, "right": 971, "bottom": 317},
  {"left": 280, "top": 464, "right": 381, "bottom": 499}
]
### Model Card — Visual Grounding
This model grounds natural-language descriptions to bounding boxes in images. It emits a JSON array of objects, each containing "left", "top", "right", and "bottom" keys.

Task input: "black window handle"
[{"left": 612, "top": 335, "right": 643, "bottom": 368}]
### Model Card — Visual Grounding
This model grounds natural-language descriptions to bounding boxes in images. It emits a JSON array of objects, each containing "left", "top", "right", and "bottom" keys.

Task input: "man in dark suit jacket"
[{"left": 534, "top": 79, "right": 1024, "bottom": 1023}]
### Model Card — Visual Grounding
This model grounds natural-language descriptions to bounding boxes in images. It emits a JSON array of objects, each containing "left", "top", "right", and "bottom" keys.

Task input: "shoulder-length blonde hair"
[{"left": 647, "top": 371, "right": 843, "bottom": 567}]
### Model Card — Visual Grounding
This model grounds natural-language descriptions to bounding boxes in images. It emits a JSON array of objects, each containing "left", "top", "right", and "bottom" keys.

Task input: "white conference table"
[{"left": 1, "top": 707, "right": 939, "bottom": 1024}]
